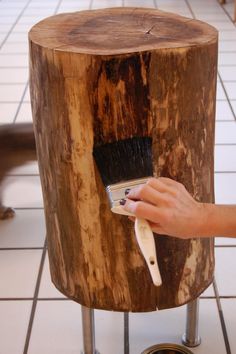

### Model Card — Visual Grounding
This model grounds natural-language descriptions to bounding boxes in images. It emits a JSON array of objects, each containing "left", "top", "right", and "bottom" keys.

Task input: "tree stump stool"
[{"left": 29, "top": 8, "right": 218, "bottom": 312}]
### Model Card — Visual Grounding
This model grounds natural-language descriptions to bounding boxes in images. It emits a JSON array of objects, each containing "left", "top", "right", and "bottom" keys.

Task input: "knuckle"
[
  {"left": 133, "top": 201, "right": 144, "bottom": 214},
  {"left": 165, "top": 195, "right": 177, "bottom": 208},
  {"left": 136, "top": 184, "right": 147, "bottom": 199},
  {"left": 176, "top": 181, "right": 185, "bottom": 191},
  {"left": 146, "top": 177, "right": 156, "bottom": 186},
  {"left": 172, "top": 189, "right": 181, "bottom": 199}
]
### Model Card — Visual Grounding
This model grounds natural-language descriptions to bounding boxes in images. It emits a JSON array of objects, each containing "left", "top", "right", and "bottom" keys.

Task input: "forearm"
[{"left": 201, "top": 204, "right": 236, "bottom": 238}]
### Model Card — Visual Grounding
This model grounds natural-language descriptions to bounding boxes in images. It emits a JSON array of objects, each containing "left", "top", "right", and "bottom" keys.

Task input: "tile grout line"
[
  {"left": 21, "top": 2, "right": 65, "bottom": 352},
  {"left": 6, "top": 173, "right": 39, "bottom": 177},
  {"left": 218, "top": 73, "right": 236, "bottom": 122},
  {"left": 213, "top": 278, "right": 232, "bottom": 354},
  {"left": 12, "top": 0, "right": 65, "bottom": 125},
  {"left": 184, "top": 4, "right": 233, "bottom": 354},
  {"left": 184, "top": 0, "right": 196, "bottom": 19},
  {"left": 0, "top": 0, "right": 33, "bottom": 50},
  {"left": 23, "top": 239, "right": 47, "bottom": 354},
  {"left": 12, "top": 207, "right": 44, "bottom": 210},
  {"left": 185, "top": 0, "right": 236, "bottom": 122},
  {"left": 13, "top": 81, "right": 29, "bottom": 123},
  {"left": 0, "top": 247, "right": 44, "bottom": 251},
  {"left": 216, "top": 143, "right": 236, "bottom": 145},
  {"left": 215, "top": 244, "right": 236, "bottom": 247},
  {"left": 89, "top": 0, "right": 93, "bottom": 10},
  {"left": 218, "top": 2, "right": 236, "bottom": 27},
  {"left": 215, "top": 171, "right": 236, "bottom": 173}
]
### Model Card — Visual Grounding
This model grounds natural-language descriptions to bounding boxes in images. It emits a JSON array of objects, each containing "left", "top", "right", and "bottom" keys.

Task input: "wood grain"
[{"left": 29, "top": 8, "right": 218, "bottom": 311}]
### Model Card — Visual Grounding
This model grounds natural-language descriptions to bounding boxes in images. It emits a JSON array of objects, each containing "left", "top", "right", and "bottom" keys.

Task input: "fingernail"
[
  {"left": 119, "top": 198, "right": 126, "bottom": 205},
  {"left": 125, "top": 189, "right": 131, "bottom": 196}
]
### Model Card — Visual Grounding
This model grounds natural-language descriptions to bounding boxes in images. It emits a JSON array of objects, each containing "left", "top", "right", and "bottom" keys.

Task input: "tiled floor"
[{"left": 0, "top": 0, "right": 236, "bottom": 353}]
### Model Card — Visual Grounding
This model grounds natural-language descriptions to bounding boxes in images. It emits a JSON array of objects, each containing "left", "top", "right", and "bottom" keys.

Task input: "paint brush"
[{"left": 93, "top": 137, "right": 162, "bottom": 287}]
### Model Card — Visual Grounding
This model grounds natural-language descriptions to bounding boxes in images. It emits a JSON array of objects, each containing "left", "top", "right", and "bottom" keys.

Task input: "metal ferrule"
[{"left": 106, "top": 177, "right": 150, "bottom": 216}]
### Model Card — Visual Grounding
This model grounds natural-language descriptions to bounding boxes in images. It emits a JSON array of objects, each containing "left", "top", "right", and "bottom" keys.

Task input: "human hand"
[{"left": 122, "top": 177, "right": 207, "bottom": 239}]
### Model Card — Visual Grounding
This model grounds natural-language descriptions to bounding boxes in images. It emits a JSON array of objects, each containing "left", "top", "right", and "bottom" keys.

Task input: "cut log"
[{"left": 29, "top": 7, "right": 218, "bottom": 311}]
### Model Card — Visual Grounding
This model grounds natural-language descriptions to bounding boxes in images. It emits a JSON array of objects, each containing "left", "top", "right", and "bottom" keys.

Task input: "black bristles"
[{"left": 93, "top": 137, "right": 153, "bottom": 186}]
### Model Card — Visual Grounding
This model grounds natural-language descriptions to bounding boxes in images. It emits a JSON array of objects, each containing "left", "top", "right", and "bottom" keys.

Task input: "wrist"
[
  {"left": 198, "top": 203, "right": 236, "bottom": 238},
  {"left": 196, "top": 202, "right": 216, "bottom": 238}
]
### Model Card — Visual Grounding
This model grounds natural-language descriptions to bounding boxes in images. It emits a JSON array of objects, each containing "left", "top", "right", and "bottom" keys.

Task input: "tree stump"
[{"left": 29, "top": 8, "right": 218, "bottom": 312}]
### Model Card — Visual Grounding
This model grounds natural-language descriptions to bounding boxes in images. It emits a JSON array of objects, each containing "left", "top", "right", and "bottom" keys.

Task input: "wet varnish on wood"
[{"left": 29, "top": 7, "right": 218, "bottom": 311}]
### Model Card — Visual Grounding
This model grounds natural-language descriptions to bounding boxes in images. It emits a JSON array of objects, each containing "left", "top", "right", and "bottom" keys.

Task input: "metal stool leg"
[
  {"left": 124, "top": 312, "right": 130, "bottom": 354},
  {"left": 81, "top": 306, "right": 99, "bottom": 354},
  {"left": 182, "top": 298, "right": 201, "bottom": 347}
]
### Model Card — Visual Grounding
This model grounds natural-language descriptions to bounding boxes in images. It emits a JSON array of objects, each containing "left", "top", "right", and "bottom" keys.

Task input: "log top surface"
[{"left": 29, "top": 7, "right": 218, "bottom": 55}]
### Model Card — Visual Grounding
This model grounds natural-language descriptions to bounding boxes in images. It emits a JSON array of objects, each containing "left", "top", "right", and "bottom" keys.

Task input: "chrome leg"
[
  {"left": 81, "top": 306, "right": 100, "bottom": 354},
  {"left": 124, "top": 312, "right": 130, "bottom": 354},
  {"left": 182, "top": 298, "right": 201, "bottom": 347}
]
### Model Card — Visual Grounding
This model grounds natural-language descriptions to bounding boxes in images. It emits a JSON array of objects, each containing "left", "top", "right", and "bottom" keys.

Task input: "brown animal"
[{"left": 0, "top": 123, "right": 36, "bottom": 219}]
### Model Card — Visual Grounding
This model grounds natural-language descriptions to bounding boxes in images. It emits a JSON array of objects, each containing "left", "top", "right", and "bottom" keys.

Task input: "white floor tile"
[
  {"left": 0, "top": 54, "right": 28, "bottom": 67},
  {"left": 215, "top": 247, "right": 236, "bottom": 296},
  {"left": 217, "top": 82, "right": 227, "bottom": 100},
  {"left": 195, "top": 13, "right": 229, "bottom": 21},
  {"left": 0, "top": 24, "right": 13, "bottom": 32},
  {"left": 224, "top": 82, "right": 236, "bottom": 99},
  {"left": 92, "top": 0, "right": 123, "bottom": 9},
  {"left": 219, "top": 40, "right": 236, "bottom": 52},
  {"left": 23, "top": 8, "right": 55, "bottom": 16},
  {"left": 200, "top": 282, "right": 215, "bottom": 297},
  {"left": 0, "top": 16, "right": 19, "bottom": 24},
  {"left": 230, "top": 100, "right": 236, "bottom": 116},
  {"left": 215, "top": 237, "right": 236, "bottom": 246},
  {"left": 38, "top": 253, "right": 66, "bottom": 298},
  {"left": 215, "top": 173, "right": 236, "bottom": 204},
  {"left": 215, "top": 145, "right": 236, "bottom": 172},
  {"left": 13, "top": 23, "right": 37, "bottom": 32},
  {"left": 58, "top": 5, "right": 90, "bottom": 12},
  {"left": 215, "top": 121, "right": 236, "bottom": 144},
  {"left": 0, "top": 209, "right": 45, "bottom": 248},
  {"left": 27, "top": 3, "right": 58, "bottom": 10},
  {"left": 0, "top": 68, "right": 28, "bottom": 84},
  {"left": 0, "top": 1, "right": 28, "bottom": 9},
  {"left": 216, "top": 100, "right": 234, "bottom": 121},
  {"left": 0, "top": 84, "right": 25, "bottom": 102},
  {"left": 124, "top": 0, "right": 155, "bottom": 7},
  {"left": 0, "top": 102, "right": 18, "bottom": 123},
  {"left": 219, "top": 66, "right": 236, "bottom": 81},
  {"left": 193, "top": 8, "right": 225, "bottom": 15},
  {"left": 17, "top": 15, "right": 52, "bottom": 25},
  {"left": 15, "top": 102, "right": 33, "bottom": 122},
  {"left": 23, "top": 86, "right": 30, "bottom": 102},
  {"left": 6, "top": 33, "right": 28, "bottom": 43},
  {"left": 28, "top": 301, "right": 83, "bottom": 354},
  {"left": 0, "top": 8, "right": 22, "bottom": 16},
  {"left": 0, "top": 249, "right": 42, "bottom": 297},
  {"left": 0, "top": 42, "right": 29, "bottom": 54},
  {"left": 2, "top": 175, "right": 43, "bottom": 209},
  {"left": 219, "top": 52, "right": 236, "bottom": 66},
  {"left": 8, "top": 160, "right": 38, "bottom": 175},
  {"left": 95, "top": 310, "right": 124, "bottom": 354},
  {"left": 0, "top": 301, "right": 32, "bottom": 354},
  {"left": 205, "top": 21, "right": 235, "bottom": 30},
  {"left": 0, "top": 33, "right": 7, "bottom": 43},
  {"left": 129, "top": 299, "right": 226, "bottom": 354},
  {"left": 221, "top": 299, "right": 236, "bottom": 354},
  {"left": 220, "top": 31, "right": 236, "bottom": 41}
]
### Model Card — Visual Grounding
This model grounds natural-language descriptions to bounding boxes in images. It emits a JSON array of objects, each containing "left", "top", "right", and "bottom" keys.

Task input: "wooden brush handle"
[{"left": 134, "top": 218, "right": 162, "bottom": 287}]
